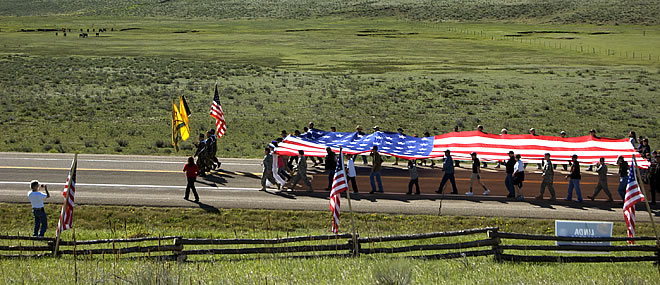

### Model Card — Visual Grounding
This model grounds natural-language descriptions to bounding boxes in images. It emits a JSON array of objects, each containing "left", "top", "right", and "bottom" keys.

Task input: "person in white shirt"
[
  {"left": 513, "top": 154, "right": 525, "bottom": 201},
  {"left": 27, "top": 180, "right": 50, "bottom": 237},
  {"left": 346, "top": 154, "right": 358, "bottom": 193}
]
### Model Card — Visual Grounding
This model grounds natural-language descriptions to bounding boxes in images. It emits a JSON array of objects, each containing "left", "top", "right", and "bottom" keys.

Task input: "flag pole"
[
  {"left": 53, "top": 153, "right": 77, "bottom": 257},
  {"left": 631, "top": 155, "right": 660, "bottom": 274},
  {"left": 340, "top": 147, "right": 359, "bottom": 256},
  {"left": 209, "top": 81, "right": 217, "bottom": 131}
]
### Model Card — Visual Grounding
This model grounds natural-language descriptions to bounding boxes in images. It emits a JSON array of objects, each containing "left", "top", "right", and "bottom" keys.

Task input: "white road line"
[
  {"left": 0, "top": 157, "right": 259, "bottom": 166},
  {"left": 0, "top": 181, "right": 261, "bottom": 191}
]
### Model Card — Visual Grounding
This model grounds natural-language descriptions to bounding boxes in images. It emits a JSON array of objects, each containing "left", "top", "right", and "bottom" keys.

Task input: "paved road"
[{"left": 1, "top": 152, "right": 658, "bottom": 222}]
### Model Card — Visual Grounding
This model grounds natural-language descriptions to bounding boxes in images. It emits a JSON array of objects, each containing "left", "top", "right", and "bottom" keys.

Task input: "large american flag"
[
  {"left": 210, "top": 83, "right": 227, "bottom": 138},
  {"left": 276, "top": 130, "right": 649, "bottom": 168},
  {"left": 329, "top": 150, "right": 349, "bottom": 234},
  {"left": 623, "top": 160, "right": 644, "bottom": 244},
  {"left": 56, "top": 155, "right": 77, "bottom": 237}
]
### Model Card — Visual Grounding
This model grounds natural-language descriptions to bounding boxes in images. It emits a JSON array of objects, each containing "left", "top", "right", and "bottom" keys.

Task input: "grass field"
[
  {"left": 0, "top": 17, "right": 658, "bottom": 157},
  {"left": 1, "top": 203, "right": 659, "bottom": 284}
]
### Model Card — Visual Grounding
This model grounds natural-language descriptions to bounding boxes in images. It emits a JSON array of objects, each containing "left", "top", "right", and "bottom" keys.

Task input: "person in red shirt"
[{"left": 183, "top": 157, "right": 199, "bottom": 202}]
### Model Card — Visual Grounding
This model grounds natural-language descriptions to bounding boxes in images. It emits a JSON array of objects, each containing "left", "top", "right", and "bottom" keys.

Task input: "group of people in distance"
[{"left": 259, "top": 123, "right": 660, "bottom": 205}]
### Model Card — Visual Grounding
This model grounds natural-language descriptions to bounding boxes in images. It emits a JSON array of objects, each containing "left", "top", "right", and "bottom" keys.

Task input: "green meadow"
[
  {"left": 1, "top": 204, "right": 659, "bottom": 284},
  {"left": 0, "top": 16, "right": 658, "bottom": 157}
]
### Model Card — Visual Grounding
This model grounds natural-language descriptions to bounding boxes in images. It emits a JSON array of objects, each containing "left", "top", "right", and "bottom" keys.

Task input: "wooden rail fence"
[{"left": 1, "top": 228, "right": 658, "bottom": 263}]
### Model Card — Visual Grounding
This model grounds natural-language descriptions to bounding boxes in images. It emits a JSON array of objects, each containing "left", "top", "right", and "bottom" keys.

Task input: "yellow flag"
[
  {"left": 179, "top": 96, "right": 190, "bottom": 141},
  {"left": 172, "top": 101, "right": 185, "bottom": 151}
]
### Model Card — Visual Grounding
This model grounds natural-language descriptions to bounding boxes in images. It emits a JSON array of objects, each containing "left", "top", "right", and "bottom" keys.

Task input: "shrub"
[
  {"left": 155, "top": 140, "right": 166, "bottom": 148},
  {"left": 117, "top": 139, "right": 129, "bottom": 147}
]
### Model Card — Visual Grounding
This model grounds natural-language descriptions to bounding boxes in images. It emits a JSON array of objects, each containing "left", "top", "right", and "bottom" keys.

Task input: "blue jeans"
[
  {"left": 618, "top": 176, "right": 628, "bottom": 200},
  {"left": 370, "top": 171, "right": 383, "bottom": 192},
  {"left": 439, "top": 173, "right": 458, "bottom": 193},
  {"left": 505, "top": 173, "right": 515, "bottom": 196},
  {"left": 566, "top": 179, "right": 583, "bottom": 201},
  {"left": 32, "top": 208, "right": 47, "bottom": 237}
]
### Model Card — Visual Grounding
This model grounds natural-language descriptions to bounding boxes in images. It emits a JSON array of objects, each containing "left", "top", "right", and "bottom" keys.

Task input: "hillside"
[{"left": 0, "top": 0, "right": 658, "bottom": 25}]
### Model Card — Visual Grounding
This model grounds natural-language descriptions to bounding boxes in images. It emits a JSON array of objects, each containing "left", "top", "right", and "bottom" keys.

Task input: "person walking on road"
[
  {"left": 436, "top": 150, "right": 458, "bottom": 194},
  {"left": 369, "top": 146, "right": 384, "bottom": 193},
  {"left": 649, "top": 151, "right": 659, "bottom": 205},
  {"left": 28, "top": 180, "right": 50, "bottom": 237},
  {"left": 513, "top": 154, "right": 525, "bottom": 201},
  {"left": 466, "top": 152, "right": 490, "bottom": 196},
  {"left": 407, "top": 159, "right": 420, "bottom": 195},
  {"left": 289, "top": 150, "right": 313, "bottom": 192},
  {"left": 565, "top": 154, "right": 583, "bottom": 202},
  {"left": 324, "top": 147, "right": 337, "bottom": 191},
  {"left": 182, "top": 157, "right": 200, "bottom": 202},
  {"left": 505, "top": 151, "right": 516, "bottom": 198},
  {"left": 536, "top": 153, "right": 556, "bottom": 201},
  {"left": 616, "top": 156, "right": 629, "bottom": 201},
  {"left": 587, "top": 157, "right": 613, "bottom": 202},
  {"left": 261, "top": 147, "right": 280, "bottom": 191},
  {"left": 346, "top": 154, "right": 358, "bottom": 193}
]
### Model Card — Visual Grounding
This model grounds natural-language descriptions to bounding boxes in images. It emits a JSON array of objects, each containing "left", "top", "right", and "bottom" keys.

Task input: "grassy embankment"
[
  {"left": 1, "top": 203, "right": 659, "bottom": 284},
  {"left": 0, "top": 17, "right": 658, "bottom": 157}
]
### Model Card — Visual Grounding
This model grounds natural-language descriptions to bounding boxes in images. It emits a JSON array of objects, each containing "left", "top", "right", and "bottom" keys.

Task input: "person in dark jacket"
[
  {"left": 436, "top": 150, "right": 458, "bottom": 194},
  {"left": 504, "top": 151, "right": 516, "bottom": 198},
  {"left": 639, "top": 139, "right": 651, "bottom": 159},
  {"left": 324, "top": 147, "right": 337, "bottom": 190},
  {"left": 616, "top": 156, "right": 629, "bottom": 201},
  {"left": 565, "top": 154, "right": 583, "bottom": 202}
]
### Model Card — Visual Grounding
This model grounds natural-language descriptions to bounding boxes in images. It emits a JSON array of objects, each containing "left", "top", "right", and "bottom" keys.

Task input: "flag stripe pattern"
[
  {"left": 56, "top": 157, "right": 77, "bottom": 237},
  {"left": 330, "top": 151, "right": 349, "bottom": 233},
  {"left": 623, "top": 161, "right": 644, "bottom": 244},
  {"left": 210, "top": 83, "right": 227, "bottom": 138},
  {"left": 276, "top": 130, "right": 649, "bottom": 168}
]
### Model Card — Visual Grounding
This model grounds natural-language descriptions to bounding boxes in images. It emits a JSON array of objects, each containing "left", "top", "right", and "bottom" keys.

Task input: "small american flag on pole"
[
  {"left": 56, "top": 155, "right": 78, "bottom": 237},
  {"left": 210, "top": 82, "right": 227, "bottom": 138},
  {"left": 330, "top": 150, "right": 348, "bottom": 233},
  {"left": 623, "top": 160, "right": 644, "bottom": 244}
]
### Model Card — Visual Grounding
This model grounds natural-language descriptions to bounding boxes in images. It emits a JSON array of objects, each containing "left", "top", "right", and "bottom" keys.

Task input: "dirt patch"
[
  {"left": 357, "top": 29, "right": 397, "bottom": 33},
  {"left": 284, "top": 28, "right": 332, "bottom": 32},
  {"left": 357, "top": 32, "right": 418, "bottom": 37},
  {"left": 20, "top": 28, "right": 59, "bottom": 32},
  {"left": 518, "top": 31, "right": 579, "bottom": 34},
  {"left": 590, "top": 32, "right": 611, "bottom": 35}
]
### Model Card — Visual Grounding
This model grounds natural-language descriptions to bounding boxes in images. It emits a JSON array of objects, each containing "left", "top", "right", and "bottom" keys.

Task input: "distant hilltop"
[{"left": 0, "top": 0, "right": 658, "bottom": 25}]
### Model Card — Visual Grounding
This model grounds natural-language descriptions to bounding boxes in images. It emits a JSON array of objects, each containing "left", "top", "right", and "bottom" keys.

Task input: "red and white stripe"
[
  {"left": 623, "top": 163, "right": 644, "bottom": 244},
  {"left": 56, "top": 157, "right": 77, "bottom": 237},
  {"left": 277, "top": 131, "right": 649, "bottom": 168}
]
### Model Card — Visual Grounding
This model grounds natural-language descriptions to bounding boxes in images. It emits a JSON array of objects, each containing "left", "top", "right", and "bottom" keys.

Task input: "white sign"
[{"left": 555, "top": 220, "right": 613, "bottom": 254}]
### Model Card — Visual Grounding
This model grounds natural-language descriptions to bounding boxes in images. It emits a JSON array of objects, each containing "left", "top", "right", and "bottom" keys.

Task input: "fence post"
[
  {"left": 173, "top": 238, "right": 185, "bottom": 262},
  {"left": 348, "top": 234, "right": 360, "bottom": 257},
  {"left": 488, "top": 229, "right": 501, "bottom": 262}
]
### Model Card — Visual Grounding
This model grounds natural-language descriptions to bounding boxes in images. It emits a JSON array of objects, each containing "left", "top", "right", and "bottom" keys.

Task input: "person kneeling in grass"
[{"left": 183, "top": 157, "right": 199, "bottom": 202}]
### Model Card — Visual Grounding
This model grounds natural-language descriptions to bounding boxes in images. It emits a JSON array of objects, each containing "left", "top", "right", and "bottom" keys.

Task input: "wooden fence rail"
[
  {"left": 490, "top": 230, "right": 660, "bottom": 263},
  {"left": 178, "top": 234, "right": 351, "bottom": 245},
  {"left": 1, "top": 228, "right": 658, "bottom": 264}
]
